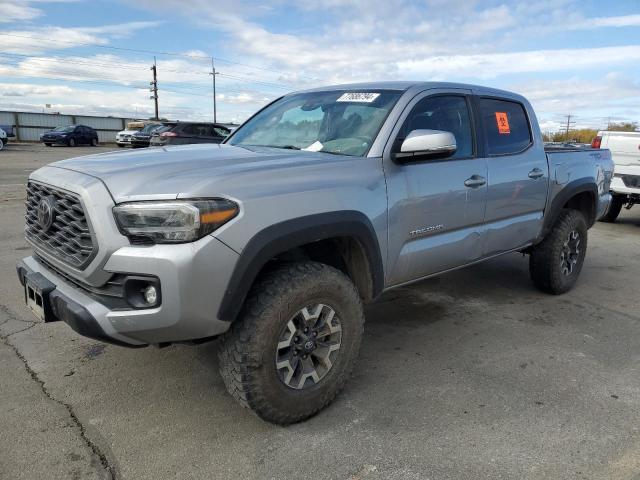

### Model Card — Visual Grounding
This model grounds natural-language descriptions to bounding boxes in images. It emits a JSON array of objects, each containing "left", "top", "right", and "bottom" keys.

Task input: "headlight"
[{"left": 113, "top": 199, "right": 239, "bottom": 244}]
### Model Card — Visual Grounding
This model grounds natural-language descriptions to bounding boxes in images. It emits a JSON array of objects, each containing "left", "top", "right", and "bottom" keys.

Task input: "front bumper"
[
  {"left": 130, "top": 138, "right": 150, "bottom": 147},
  {"left": 17, "top": 261, "right": 144, "bottom": 347},
  {"left": 17, "top": 233, "right": 239, "bottom": 346},
  {"left": 41, "top": 137, "right": 67, "bottom": 144}
]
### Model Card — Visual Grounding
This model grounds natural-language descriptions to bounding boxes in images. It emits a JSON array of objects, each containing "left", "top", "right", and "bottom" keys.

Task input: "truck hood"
[{"left": 49, "top": 143, "right": 354, "bottom": 203}]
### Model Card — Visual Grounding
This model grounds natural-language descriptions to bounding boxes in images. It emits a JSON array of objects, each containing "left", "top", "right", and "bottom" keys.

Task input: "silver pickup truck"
[{"left": 17, "top": 82, "right": 613, "bottom": 423}]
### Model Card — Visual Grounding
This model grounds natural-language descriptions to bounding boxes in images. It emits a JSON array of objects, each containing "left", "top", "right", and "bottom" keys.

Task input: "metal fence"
[{"left": 0, "top": 111, "right": 138, "bottom": 143}]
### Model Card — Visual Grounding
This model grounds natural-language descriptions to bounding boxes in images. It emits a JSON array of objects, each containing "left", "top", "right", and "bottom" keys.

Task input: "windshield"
[
  {"left": 140, "top": 123, "right": 161, "bottom": 133},
  {"left": 53, "top": 126, "right": 75, "bottom": 133},
  {"left": 227, "top": 90, "right": 402, "bottom": 156}
]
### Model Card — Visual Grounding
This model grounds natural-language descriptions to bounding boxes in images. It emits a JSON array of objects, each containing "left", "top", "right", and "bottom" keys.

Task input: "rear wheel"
[
  {"left": 0, "top": 139, "right": 4, "bottom": 151},
  {"left": 600, "top": 195, "right": 624, "bottom": 223},
  {"left": 529, "top": 209, "right": 588, "bottom": 294},
  {"left": 91, "top": 137, "right": 98, "bottom": 146},
  {"left": 44, "top": 143, "right": 52, "bottom": 147},
  {"left": 218, "top": 261, "right": 364, "bottom": 424}
]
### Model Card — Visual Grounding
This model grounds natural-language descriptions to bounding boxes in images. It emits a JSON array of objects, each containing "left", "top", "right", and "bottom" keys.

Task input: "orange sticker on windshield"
[{"left": 495, "top": 112, "right": 510, "bottom": 134}]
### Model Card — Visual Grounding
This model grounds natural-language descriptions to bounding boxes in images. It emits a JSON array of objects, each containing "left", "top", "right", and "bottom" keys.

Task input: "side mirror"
[{"left": 395, "top": 129, "right": 457, "bottom": 162}]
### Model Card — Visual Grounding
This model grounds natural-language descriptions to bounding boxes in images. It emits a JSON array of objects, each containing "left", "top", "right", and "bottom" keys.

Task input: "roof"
[{"left": 293, "top": 81, "right": 523, "bottom": 101}]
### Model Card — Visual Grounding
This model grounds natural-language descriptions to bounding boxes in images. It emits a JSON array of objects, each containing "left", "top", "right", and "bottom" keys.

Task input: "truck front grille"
[{"left": 25, "top": 182, "right": 97, "bottom": 270}]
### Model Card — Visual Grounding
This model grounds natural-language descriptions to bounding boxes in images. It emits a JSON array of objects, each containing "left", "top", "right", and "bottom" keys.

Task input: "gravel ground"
[{"left": 1, "top": 143, "right": 640, "bottom": 480}]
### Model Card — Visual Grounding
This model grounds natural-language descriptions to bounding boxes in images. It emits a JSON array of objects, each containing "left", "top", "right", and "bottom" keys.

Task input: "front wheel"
[
  {"left": 0, "top": 139, "right": 4, "bottom": 151},
  {"left": 218, "top": 261, "right": 364, "bottom": 424},
  {"left": 68, "top": 137, "right": 76, "bottom": 147},
  {"left": 600, "top": 195, "right": 624, "bottom": 223},
  {"left": 529, "top": 209, "right": 588, "bottom": 294}
]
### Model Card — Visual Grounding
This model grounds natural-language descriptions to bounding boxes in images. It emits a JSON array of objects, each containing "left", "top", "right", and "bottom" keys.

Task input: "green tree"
[{"left": 607, "top": 122, "right": 638, "bottom": 132}]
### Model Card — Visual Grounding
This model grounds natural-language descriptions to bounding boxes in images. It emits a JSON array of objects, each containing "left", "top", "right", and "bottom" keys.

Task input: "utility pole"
[
  {"left": 209, "top": 57, "right": 219, "bottom": 123},
  {"left": 562, "top": 114, "right": 576, "bottom": 141},
  {"left": 150, "top": 56, "right": 159, "bottom": 120}
]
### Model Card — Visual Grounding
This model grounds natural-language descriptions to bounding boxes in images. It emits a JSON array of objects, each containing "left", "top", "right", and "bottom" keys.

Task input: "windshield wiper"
[{"left": 273, "top": 145, "right": 301, "bottom": 150}]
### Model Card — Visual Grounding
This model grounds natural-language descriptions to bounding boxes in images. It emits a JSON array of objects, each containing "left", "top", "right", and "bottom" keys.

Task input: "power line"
[
  {"left": 0, "top": 51, "right": 294, "bottom": 91},
  {"left": 0, "top": 31, "right": 317, "bottom": 80}
]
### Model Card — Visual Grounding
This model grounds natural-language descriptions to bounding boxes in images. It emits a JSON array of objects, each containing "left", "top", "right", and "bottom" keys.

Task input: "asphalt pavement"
[{"left": 1, "top": 143, "right": 640, "bottom": 480}]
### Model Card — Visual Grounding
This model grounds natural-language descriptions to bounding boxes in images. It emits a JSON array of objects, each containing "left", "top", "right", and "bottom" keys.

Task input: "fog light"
[{"left": 143, "top": 285, "right": 158, "bottom": 305}]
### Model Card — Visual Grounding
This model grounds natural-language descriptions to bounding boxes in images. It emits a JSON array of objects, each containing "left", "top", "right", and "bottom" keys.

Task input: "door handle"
[
  {"left": 464, "top": 175, "right": 486, "bottom": 188},
  {"left": 528, "top": 168, "right": 545, "bottom": 179}
]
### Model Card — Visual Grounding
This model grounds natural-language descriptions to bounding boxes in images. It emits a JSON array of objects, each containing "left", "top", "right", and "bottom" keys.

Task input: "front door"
[{"left": 384, "top": 90, "right": 488, "bottom": 286}]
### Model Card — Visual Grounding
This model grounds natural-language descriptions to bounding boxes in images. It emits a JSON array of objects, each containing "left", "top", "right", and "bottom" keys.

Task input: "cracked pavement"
[{"left": 1, "top": 145, "right": 640, "bottom": 479}]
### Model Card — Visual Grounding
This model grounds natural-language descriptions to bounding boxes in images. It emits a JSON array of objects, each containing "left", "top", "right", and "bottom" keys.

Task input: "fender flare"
[
  {"left": 538, "top": 178, "right": 598, "bottom": 241},
  {"left": 217, "top": 211, "right": 384, "bottom": 322}
]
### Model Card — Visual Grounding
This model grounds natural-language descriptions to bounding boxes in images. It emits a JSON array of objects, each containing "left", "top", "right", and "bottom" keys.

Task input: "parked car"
[
  {"left": 593, "top": 130, "right": 640, "bottom": 222},
  {"left": 129, "top": 123, "right": 163, "bottom": 148},
  {"left": 17, "top": 82, "right": 613, "bottom": 424},
  {"left": 116, "top": 121, "right": 146, "bottom": 148},
  {"left": 41, "top": 125, "right": 98, "bottom": 147},
  {"left": 149, "top": 122, "right": 230, "bottom": 146},
  {"left": 0, "top": 124, "right": 15, "bottom": 139},
  {"left": 0, "top": 127, "right": 6, "bottom": 151}
]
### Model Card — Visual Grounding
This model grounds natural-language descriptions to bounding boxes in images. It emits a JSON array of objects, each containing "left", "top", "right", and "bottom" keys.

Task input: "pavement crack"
[
  {"left": 2, "top": 322, "right": 37, "bottom": 339},
  {"left": 0, "top": 304, "right": 34, "bottom": 325},
  {"left": 2, "top": 335, "right": 118, "bottom": 479}
]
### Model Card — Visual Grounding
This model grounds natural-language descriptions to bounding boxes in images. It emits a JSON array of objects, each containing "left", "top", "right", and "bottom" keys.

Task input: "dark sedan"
[
  {"left": 149, "top": 122, "right": 230, "bottom": 147},
  {"left": 129, "top": 123, "right": 163, "bottom": 148},
  {"left": 41, "top": 125, "right": 99, "bottom": 147}
]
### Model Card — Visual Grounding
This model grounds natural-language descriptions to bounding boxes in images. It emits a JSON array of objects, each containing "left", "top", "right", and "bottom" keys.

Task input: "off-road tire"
[
  {"left": 599, "top": 195, "right": 624, "bottom": 223},
  {"left": 529, "top": 209, "right": 588, "bottom": 294},
  {"left": 218, "top": 261, "right": 364, "bottom": 424}
]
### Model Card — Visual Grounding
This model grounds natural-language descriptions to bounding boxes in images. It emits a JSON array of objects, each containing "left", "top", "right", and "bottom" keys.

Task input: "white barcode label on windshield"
[{"left": 336, "top": 92, "right": 380, "bottom": 103}]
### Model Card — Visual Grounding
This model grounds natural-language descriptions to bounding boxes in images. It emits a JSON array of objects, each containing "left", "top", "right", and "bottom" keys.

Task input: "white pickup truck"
[{"left": 594, "top": 130, "right": 640, "bottom": 221}]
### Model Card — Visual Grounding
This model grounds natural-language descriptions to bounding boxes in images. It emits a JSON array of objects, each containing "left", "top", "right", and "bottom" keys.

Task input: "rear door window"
[
  {"left": 478, "top": 98, "right": 532, "bottom": 155},
  {"left": 181, "top": 124, "right": 201, "bottom": 136}
]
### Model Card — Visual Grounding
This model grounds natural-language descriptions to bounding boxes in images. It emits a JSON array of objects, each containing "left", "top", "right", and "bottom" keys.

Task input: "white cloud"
[
  {"left": 0, "top": 22, "right": 162, "bottom": 54},
  {"left": 0, "top": 2, "right": 42, "bottom": 23},
  {"left": 512, "top": 73, "right": 640, "bottom": 129},
  {"left": 0, "top": 83, "right": 73, "bottom": 96},
  {"left": 571, "top": 13, "right": 640, "bottom": 29},
  {"left": 397, "top": 45, "right": 640, "bottom": 80}
]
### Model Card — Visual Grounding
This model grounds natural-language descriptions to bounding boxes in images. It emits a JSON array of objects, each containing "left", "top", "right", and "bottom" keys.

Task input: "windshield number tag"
[{"left": 337, "top": 92, "right": 380, "bottom": 103}]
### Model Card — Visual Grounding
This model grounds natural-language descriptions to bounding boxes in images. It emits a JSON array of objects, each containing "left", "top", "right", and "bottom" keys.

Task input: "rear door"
[
  {"left": 476, "top": 97, "right": 548, "bottom": 255},
  {"left": 73, "top": 126, "right": 85, "bottom": 144},
  {"left": 384, "top": 89, "right": 488, "bottom": 286},
  {"left": 177, "top": 124, "right": 201, "bottom": 144}
]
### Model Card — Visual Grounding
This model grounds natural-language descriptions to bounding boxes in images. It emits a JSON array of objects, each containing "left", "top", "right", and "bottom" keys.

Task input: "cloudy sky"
[{"left": 0, "top": 0, "right": 639, "bottom": 131}]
